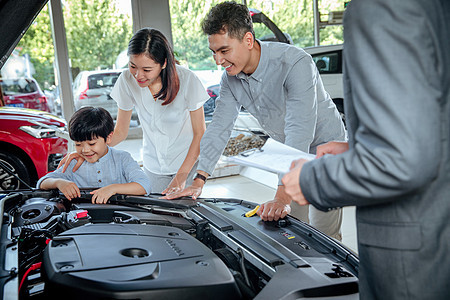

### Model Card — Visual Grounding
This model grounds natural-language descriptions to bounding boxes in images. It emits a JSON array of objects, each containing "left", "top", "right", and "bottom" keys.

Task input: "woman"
[{"left": 62, "top": 28, "right": 208, "bottom": 194}]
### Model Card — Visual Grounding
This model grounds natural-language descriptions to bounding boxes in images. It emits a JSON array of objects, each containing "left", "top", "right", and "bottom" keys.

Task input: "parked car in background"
[
  {"left": 304, "top": 44, "right": 345, "bottom": 123},
  {"left": 0, "top": 78, "right": 50, "bottom": 113},
  {"left": 72, "top": 69, "right": 122, "bottom": 118},
  {"left": 204, "top": 84, "right": 219, "bottom": 121},
  {"left": 73, "top": 69, "right": 138, "bottom": 122},
  {"left": 249, "top": 8, "right": 293, "bottom": 44},
  {"left": 44, "top": 87, "right": 62, "bottom": 116},
  {"left": 0, "top": 107, "right": 68, "bottom": 191}
]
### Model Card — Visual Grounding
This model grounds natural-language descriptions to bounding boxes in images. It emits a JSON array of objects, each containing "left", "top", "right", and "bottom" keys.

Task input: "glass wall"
[
  {"left": 168, "top": 0, "right": 345, "bottom": 92},
  {"left": 2, "top": 0, "right": 134, "bottom": 124},
  {"left": 1, "top": 0, "right": 344, "bottom": 123}
]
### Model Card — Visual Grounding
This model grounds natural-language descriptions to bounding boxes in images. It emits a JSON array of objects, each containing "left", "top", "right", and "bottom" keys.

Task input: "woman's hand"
[
  {"left": 162, "top": 185, "right": 203, "bottom": 200},
  {"left": 162, "top": 107, "right": 206, "bottom": 197},
  {"left": 161, "top": 177, "right": 204, "bottom": 200},
  {"left": 162, "top": 174, "right": 187, "bottom": 195},
  {"left": 57, "top": 152, "right": 85, "bottom": 173}
]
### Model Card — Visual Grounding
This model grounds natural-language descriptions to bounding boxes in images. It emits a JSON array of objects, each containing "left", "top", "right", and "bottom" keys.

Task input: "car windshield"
[
  {"left": 0, "top": 79, "right": 38, "bottom": 95},
  {"left": 88, "top": 73, "right": 120, "bottom": 89}
]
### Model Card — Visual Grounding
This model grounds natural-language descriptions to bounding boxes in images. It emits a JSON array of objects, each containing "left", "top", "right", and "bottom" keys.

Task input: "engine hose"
[{"left": 237, "top": 247, "right": 251, "bottom": 287}]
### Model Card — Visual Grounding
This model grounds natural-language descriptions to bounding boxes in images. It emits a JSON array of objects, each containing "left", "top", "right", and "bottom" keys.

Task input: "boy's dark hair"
[
  {"left": 69, "top": 107, "right": 114, "bottom": 142},
  {"left": 201, "top": 1, "right": 255, "bottom": 40},
  {"left": 128, "top": 28, "right": 180, "bottom": 106}
]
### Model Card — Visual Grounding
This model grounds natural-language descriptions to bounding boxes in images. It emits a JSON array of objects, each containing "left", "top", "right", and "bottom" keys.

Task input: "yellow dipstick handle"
[{"left": 245, "top": 205, "right": 260, "bottom": 217}]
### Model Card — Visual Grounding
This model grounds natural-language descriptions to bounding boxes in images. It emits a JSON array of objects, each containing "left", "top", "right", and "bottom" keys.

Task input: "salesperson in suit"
[{"left": 282, "top": 0, "right": 450, "bottom": 299}]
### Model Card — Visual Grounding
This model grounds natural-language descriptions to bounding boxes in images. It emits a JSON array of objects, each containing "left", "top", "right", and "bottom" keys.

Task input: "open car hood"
[
  {"left": 0, "top": 0, "right": 48, "bottom": 70},
  {"left": 1, "top": 190, "right": 359, "bottom": 299}
]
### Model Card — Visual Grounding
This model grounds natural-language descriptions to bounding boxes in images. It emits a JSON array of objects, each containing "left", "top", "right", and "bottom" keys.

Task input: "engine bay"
[{"left": 1, "top": 190, "right": 359, "bottom": 299}]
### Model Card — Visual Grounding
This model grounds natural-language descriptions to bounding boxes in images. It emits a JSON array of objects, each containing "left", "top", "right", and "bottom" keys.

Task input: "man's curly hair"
[{"left": 201, "top": 1, "right": 255, "bottom": 40}]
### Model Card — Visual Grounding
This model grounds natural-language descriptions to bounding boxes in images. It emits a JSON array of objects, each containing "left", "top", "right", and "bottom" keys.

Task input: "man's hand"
[
  {"left": 257, "top": 199, "right": 291, "bottom": 221},
  {"left": 316, "top": 141, "right": 349, "bottom": 158},
  {"left": 257, "top": 185, "right": 292, "bottom": 221},
  {"left": 282, "top": 159, "right": 309, "bottom": 205},
  {"left": 58, "top": 152, "right": 85, "bottom": 173},
  {"left": 56, "top": 180, "right": 81, "bottom": 201},
  {"left": 90, "top": 185, "right": 116, "bottom": 204},
  {"left": 161, "top": 178, "right": 204, "bottom": 200}
]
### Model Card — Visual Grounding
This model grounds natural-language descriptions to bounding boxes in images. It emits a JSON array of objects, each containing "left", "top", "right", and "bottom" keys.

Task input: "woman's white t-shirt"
[{"left": 110, "top": 65, "right": 209, "bottom": 175}]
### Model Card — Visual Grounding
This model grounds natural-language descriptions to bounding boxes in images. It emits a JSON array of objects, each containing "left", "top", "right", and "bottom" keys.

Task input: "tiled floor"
[{"left": 116, "top": 137, "right": 358, "bottom": 253}]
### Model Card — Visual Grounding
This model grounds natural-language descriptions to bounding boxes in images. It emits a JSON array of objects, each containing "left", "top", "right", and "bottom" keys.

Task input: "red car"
[
  {"left": 0, "top": 107, "right": 68, "bottom": 190},
  {"left": 0, "top": 77, "right": 50, "bottom": 112}
]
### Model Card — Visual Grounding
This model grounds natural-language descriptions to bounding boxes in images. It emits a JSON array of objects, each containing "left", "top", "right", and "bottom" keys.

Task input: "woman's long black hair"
[{"left": 128, "top": 28, "right": 180, "bottom": 105}]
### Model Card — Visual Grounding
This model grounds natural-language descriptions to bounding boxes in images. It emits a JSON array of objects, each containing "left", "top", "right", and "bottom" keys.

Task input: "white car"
[
  {"left": 72, "top": 69, "right": 138, "bottom": 122},
  {"left": 304, "top": 44, "right": 344, "bottom": 121}
]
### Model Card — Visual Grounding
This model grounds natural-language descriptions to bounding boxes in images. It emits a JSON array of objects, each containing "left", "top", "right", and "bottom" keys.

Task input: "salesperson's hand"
[
  {"left": 282, "top": 158, "right": 309, "bottom": 205},
  {"left": 315, "top": 141, "right": 349, "bottom": 158}
]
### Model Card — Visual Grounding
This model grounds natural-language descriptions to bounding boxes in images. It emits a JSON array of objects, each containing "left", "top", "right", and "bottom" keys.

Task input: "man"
[
  {"left": 282, "top": 0, "right": 450, "bottom": 299},
  {"left": 164, "top": 1, "right": 346, "bottom": 240}
]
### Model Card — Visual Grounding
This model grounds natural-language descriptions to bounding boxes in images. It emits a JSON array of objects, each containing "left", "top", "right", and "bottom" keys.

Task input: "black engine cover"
[{"left": 43, "top": 224, "right": 241, "bottom": 299}]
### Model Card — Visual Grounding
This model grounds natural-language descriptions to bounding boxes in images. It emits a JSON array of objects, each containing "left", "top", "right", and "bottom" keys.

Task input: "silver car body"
[
  {"left": 304, "top": 44, "right": 344, "bottom": 106},
  {"left": 73, "top": 69, "right": 138, "bottom": 120}
]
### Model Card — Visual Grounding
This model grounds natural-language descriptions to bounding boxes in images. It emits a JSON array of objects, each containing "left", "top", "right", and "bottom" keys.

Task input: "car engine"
[{"left": 1, "top": 190, "right": 359, "bottom": 299}]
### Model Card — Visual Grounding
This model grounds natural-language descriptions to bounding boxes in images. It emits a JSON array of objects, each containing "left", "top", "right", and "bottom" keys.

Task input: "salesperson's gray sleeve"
[
  {"left": 299, "top": 0, "right": 442, "bottom": 210},
  {"left": 197, "top": 76, "right": 241, "bottom": 175}
]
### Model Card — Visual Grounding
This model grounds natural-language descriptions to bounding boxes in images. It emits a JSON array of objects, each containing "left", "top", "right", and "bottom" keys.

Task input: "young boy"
[{"left": 37, "top": 106, "right": 151, "bottom": 204}]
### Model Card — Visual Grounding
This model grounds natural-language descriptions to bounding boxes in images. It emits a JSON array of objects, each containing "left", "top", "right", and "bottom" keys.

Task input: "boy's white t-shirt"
[{"left": 111, "top": 65, "right": 209, "bottom": 175}]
